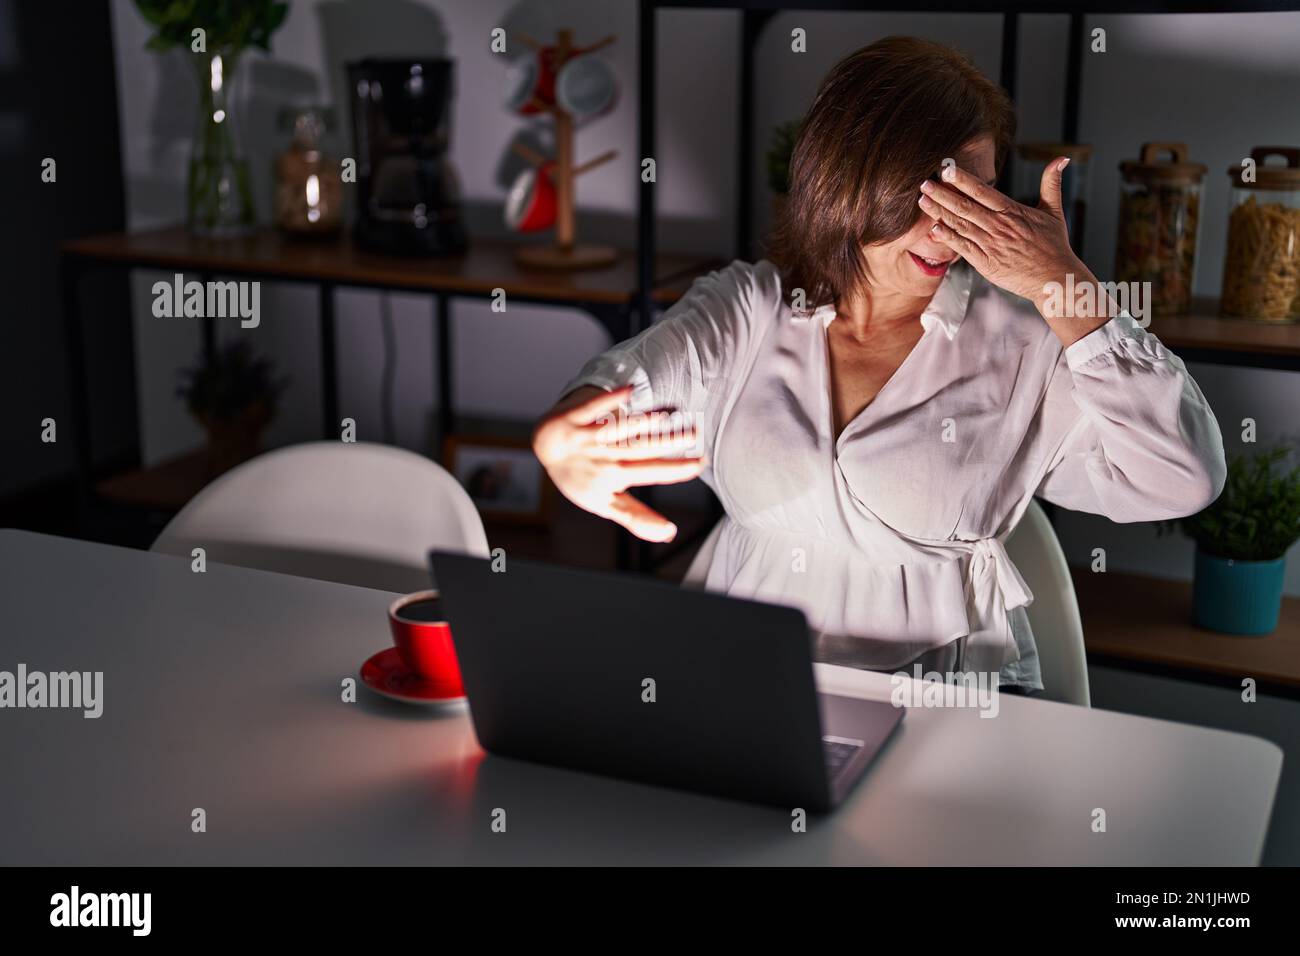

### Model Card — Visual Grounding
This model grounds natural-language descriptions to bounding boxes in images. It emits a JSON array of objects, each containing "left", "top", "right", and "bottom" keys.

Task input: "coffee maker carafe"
[{"left": 348, "top": 59, "right": 468, "bottom": 255}]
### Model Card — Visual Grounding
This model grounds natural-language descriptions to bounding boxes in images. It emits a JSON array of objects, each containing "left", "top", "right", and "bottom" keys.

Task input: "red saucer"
[{"left": 360, "top": 647, "right": 466, "bottom": 705}]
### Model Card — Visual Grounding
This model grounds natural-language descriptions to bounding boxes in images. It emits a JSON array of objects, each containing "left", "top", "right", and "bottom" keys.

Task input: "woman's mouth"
[{"left": 909, "top": 252, "right": 952, "bottom": 277}]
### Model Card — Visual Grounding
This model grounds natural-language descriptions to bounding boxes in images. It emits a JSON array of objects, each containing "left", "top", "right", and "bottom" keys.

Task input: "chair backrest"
[
  {"left": 682, "top": 521, "right": 724, "bottom": 590},
  {"left": 152, "top": 442, "right": 489, "bottom": 593},
  {"left": 1004, "top": 499, "right": 1091, "bottom": 706},
  {"left": 683, "top": 500, "right": 1091, "bottom": 706}
]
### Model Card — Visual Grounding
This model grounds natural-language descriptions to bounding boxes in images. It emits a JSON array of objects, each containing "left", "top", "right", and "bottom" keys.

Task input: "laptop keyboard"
[{"left": 822, "top": 735, "right": 865, "bottom": 776}]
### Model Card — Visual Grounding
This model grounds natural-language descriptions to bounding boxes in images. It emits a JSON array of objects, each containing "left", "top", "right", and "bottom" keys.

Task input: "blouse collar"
[
  {"left": 917, "top": 262, "right": 975, "bottom": 340},
  {"left": 796, "top": 262, "right": 975, "bottom": 340}
]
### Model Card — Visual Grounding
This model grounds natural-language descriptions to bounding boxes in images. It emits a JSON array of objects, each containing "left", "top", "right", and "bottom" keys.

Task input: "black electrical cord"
[{"left": 379, "top": 292, "right": 397, "bottom": 445}]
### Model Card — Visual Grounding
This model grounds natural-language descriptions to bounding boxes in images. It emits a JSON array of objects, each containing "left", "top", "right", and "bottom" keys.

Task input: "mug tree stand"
[{"left": 513, "top": 29, "right": 617, "bottom": 271}]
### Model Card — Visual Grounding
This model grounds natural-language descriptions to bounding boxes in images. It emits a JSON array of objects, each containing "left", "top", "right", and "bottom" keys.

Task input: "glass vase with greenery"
[{"left": 134, "top": 0, "right": 289, "bottom": 237}]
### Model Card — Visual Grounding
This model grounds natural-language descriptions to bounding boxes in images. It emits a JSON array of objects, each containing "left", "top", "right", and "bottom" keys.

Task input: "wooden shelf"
[
  {"left": 1073, "top": 567, "right": 1300, "bottom": 693},
  {"left": 94, "top": 448, "right": 224, "bottom": 512},
  {"left": 62, "top": 227, "right": 722, "bottom": 306},
  {"left": 1147, "top": 297, "right": 1300, "bottom": 362}
]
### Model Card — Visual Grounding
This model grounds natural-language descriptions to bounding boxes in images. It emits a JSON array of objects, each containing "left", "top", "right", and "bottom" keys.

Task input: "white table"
[{"left": 0, "top": 530, "right": 1282, "bottom": 865}]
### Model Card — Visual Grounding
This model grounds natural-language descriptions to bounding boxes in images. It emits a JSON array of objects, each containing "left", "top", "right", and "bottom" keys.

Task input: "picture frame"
[{"left": 442, "top": 433, "right": 553, "bottom": 527}]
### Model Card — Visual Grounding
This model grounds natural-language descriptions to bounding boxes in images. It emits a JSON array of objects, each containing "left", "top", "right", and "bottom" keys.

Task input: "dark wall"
[{"left": 0, "top": 0, "right": 133, "bottom": 510}]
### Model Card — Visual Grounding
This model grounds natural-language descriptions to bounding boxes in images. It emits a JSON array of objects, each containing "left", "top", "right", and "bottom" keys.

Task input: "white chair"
[
  {"left": 682, "top": 498, "right": 1090, "bottom": 706},
  {"left": 1004, "top": 499, "right": 1091, "bottom": 706},
  {"left": 152, "top": 442, "right": 489, "bottom": 594}
]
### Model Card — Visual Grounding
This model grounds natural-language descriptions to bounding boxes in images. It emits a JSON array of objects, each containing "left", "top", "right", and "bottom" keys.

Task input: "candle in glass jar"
[{"left": 274, "top": 107, "right": 343, "bottom": 236}]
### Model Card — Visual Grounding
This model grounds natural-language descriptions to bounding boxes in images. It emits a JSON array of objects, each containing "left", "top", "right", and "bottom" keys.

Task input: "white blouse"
[{"left": 563, "top": 260, "right": 1226, "bottom": 686}]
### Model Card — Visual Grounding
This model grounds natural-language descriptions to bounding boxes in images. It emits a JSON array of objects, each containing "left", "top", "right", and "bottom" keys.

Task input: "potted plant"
[
  {"left": 134, "top": 0, "right": 290, "bottom": 237},
  {"left": 177, "top": 341, "right": 287, "bottom": 476},
  {"left": 765, "top": 119, "right": 801, "bottom": 221},
  {"left": 1163, "top": 445, "right": 1300, "bottom": 635}
]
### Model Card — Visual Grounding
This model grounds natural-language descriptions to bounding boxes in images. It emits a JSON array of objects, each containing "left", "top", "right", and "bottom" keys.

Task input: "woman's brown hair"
[{"left": 769, "top": 37, "right": 1015, "bottom": 309}]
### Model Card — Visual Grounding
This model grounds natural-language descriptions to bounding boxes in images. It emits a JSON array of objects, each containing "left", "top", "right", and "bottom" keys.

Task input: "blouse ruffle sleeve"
[{"left": 1034, "top": 313, "right": 1227, "bottom": 522}]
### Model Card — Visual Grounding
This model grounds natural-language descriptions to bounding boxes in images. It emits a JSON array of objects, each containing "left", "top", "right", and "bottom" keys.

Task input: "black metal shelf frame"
[
  {"left": 58, "top": 252, "right": 638, "bottom": 501},
  {"left": 56, "top": 3, "right": 1300, "bottom": 578}
]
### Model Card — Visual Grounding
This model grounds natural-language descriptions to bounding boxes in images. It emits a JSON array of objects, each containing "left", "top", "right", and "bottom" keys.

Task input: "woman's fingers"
[
  {"left": 539, "top": 385, "right": 702, "bottom": 543},
  {"left": 596, "top": 427, "right": 699, "bottom": 460},
  {"left": 564, "top": 384, "right": 634, "bottom": 425},
  {"left": 919, "top": 180, "right": 998, "bottom": 236},
  {"left": 593, "top": 407, "right": 685, "bottom": 445},
  {"left": 930, "top": 221, "right": 989, "bottom": 271},
  {"left": 573, "top": 408, "right": 697, "bottom": 459},
  {"left": 938, "top": 163, "right": 1011, "bottom": 213},
  {"left": 605, "top": 492, "right": 680, "bottom": 542},
  {"left": 1037, "top": 156, "right": 1069, "bottom": 220},
  {"left": 919, "top": 191, "right": 992, "bottom": 251},
  {"left": 610, "top": 456, "right": 707, "bottom": 489},
  {"left": 912, "top": 158, "right": 1078, "bottom": 307}
]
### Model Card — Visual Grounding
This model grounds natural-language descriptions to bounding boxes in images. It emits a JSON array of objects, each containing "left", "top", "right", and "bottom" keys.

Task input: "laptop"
[{"left": 429, "top": 551, "right": 904, "bottom": 812}]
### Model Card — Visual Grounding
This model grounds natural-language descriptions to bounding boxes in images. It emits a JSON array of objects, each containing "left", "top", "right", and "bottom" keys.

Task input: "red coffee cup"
[
  {"left": 387, "top": 590, "right": 463, "bottom": 694},
  {"left": 504, "top": 48, "right": 558, "bottom": 115},
  {"left": 504, "top": 163, "right": 557, "bottom": 233}
]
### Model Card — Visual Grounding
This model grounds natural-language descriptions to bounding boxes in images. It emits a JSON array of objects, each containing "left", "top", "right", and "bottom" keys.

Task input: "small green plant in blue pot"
[{"left": 1163, "top": 446, "right": 1300, "bottom": 635}]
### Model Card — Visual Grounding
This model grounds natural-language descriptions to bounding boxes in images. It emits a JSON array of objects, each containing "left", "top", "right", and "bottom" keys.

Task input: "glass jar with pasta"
[
  {"left": 1115, "top": 142, "right": 1207, "bottom": 317},
  {"left": 1221, "top": 147, "right": 1300, "bottom": 323}
]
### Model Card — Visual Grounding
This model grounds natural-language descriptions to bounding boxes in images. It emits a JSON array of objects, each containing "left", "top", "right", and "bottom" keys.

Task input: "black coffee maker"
[{"left": 348, "top": 59, "right": 468, "bottom": 255}]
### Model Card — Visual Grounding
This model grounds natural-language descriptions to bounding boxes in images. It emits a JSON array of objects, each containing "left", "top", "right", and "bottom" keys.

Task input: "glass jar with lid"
[
  {"left": 274, "top": 106, "right": 344, "bottom": 236},
  {"left": 1014, "top": 142, "right": 1092, "bottom": 252},
  {"left": 1115, "top": 142, "right": 1207, "bottom": 317},
  {"left": 1221, "top": 146, "right": 1300, "bottom": 323}
]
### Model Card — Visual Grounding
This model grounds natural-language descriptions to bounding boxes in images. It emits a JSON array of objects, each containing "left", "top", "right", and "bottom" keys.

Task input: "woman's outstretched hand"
[
  {"left": 532, "top": 385, "right": 705, "bottom": 543},
  {"left": 917, "top": 158, "right": 1113, "bottom": 344}
]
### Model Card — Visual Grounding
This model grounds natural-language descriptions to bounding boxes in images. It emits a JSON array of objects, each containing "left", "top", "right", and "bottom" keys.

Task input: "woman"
[{"left": 531, "top": 37, "right": 1225, "bottom": 693}]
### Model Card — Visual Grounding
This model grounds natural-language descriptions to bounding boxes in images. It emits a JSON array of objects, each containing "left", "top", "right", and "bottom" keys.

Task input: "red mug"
[
  {"left": 504, "top": 162, "right": 557, "bottom": 233},
  {"left": 504, "top": 47, "right": 558, "bottom": 115},
  {"left": 387, "top": 590, "right": 464, "bottom": 694}
]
